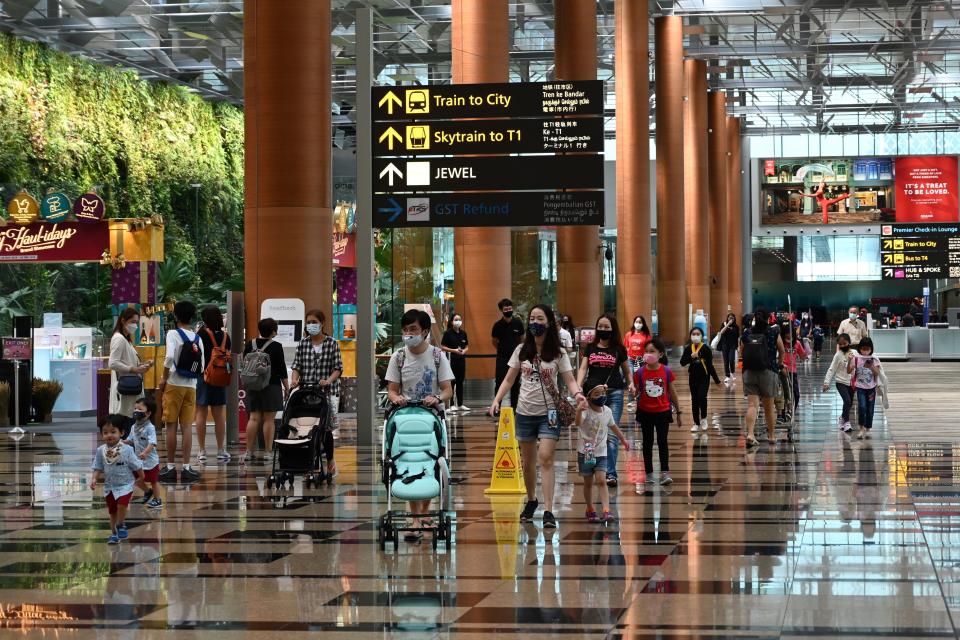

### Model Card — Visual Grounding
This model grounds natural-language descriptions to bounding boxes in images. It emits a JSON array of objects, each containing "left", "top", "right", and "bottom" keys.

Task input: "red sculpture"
[{"left": 802, "top": 179, "right": 850, "bottom": 224}]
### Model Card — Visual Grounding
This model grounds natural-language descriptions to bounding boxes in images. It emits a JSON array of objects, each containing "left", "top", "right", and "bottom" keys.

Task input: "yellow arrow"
[
  {"left": 378, "top": 126, "right": 403, "bottom": 150},
  {"left": 378, "top": 90, "right": 402, "bottom": 115}
]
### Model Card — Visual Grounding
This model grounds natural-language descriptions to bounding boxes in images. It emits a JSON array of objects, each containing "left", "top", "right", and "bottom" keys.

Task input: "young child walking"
[
  {"left": 634, "top": 339, "right": 682, "bottom": 486},
  {"left": 847, "top": 336, "right": 883, "bottom": 440},
  {"left": 90, "top": 414, "right": 144, "bottom": 544},
  {"left": 823, "top": 332, "right": 855, "bottom": 433},
  {"left": 127, "top": 397, "right": 163, "bottom": 509},
  {"left": 680, "top": 327, "right": 721, "bottom": 434},
  {"left": 576, "top": 384, "right": 630, "bottom": 523},
  {"left": 812, "top": 325, "right": 825, "bottom": 360}
]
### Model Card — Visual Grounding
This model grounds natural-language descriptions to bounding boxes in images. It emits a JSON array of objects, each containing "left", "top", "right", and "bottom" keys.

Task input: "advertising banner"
[
  {"left": 332, "top": 232, "right": 355, "bottom": 267},
  {"left": 0, "top": 221, "right": 110, "bottom": 263},
  {"left": 894, "top": 156, "right": 960, "bottom": 223}
]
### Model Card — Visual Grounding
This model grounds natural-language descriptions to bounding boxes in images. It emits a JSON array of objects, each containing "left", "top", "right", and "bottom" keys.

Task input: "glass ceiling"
[{"left": 1, "top": 0, "right": 958, "bottom": 149}]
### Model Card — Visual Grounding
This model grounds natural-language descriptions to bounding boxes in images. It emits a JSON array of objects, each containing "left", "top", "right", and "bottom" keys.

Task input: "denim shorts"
[
  {"left": 515, "top": 412, "right": 560, "bottom": 442},
  {"left": 577, "top": 453, "right": 609, "bottom": 476}
]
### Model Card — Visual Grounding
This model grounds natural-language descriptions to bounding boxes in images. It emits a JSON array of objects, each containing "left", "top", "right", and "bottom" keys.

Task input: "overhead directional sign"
[
  {"left": 373, "top": 156, "right": 604, "bottom": 193},
  {"left": 373, "top": 117, "right": 604, "bottom": 156},
  {"left": 374, "top": 191, "right": 603, "bottom": 228},
  {"left": 880, "top": 223, "right": 960, "bottom": 279},
  {"left": 373, "top": 81, "right": 604, "bottom": 121}
]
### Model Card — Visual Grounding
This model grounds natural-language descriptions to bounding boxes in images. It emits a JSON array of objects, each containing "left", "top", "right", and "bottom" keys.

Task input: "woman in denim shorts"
[{"left": 488, "top": 304, "right": 587, "bottom": 529}]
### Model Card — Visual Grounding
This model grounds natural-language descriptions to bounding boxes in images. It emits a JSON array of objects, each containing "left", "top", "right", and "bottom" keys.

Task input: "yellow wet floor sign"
[{"left": 484, "top": 407, "right": 527, "bottom": 494}]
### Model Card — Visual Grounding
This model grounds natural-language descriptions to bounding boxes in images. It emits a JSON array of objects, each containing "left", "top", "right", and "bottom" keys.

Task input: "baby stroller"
[
  {"left": 268, "top": 385, "right": 330, "bottom": 490},
  {"left": 377, "top": 402, "right": 453, "bottom": 551}
]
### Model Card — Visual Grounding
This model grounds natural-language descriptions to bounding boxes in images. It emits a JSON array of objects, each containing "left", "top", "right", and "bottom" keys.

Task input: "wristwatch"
[{"left": 433, "top": 394, "right": 442, "bottom": 403}]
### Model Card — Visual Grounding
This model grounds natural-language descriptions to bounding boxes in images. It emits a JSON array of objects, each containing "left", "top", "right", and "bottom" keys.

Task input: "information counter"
[
  {"left": 930, "top": 327, "right": 960, "bottom": 360},
  {"left": 870, "top": 328, "right": 910, "bottom": 360}
]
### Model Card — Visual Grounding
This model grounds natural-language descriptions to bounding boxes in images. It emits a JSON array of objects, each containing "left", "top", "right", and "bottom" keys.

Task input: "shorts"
[
  {"left": 163, "top": 384, "right": 196, "bottom": 425},
  {"left": 105, "top": 491, "right": 133, "bottom": 514},
  {"left": 142, "top": 465, "right": 160, "bottom": 483},
  {"left": 515, "top": 412, "right": 560, "bottom": 442},
  {"left": 247, "top": 384, "right": 284, "bottom": 413},
  {"left": 577, "top": 453, "right": 609, "bottom": 476},
  {"left": 743, "top": 369, "right": 778, "bottom": 399},
  {"left": 196, "top": 379, "right": 227, "bottom": 407}
]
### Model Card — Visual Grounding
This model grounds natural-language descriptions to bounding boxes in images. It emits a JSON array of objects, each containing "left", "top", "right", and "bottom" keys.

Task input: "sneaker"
[
  {"left": 520, "top": 499, "right": 539, "bottom": 522},
  {"left": 586, "top": 509, "right": 599, "bottom": 523},
  {"left": 240, "top": 452, "right": 252, "bottom": 463},
  {"left": 158, "top": 467, "right": 178, "bottom": 483},
  {"left": 723, "top": 376, "right": 730, "bottom": 384},
  {"left": 117, "top": 525, "right": 128, "bottom": 540},
  {"left": 837, "top": 417, "right": 845, "bottom": 430},
  {"left": 460, "top": 405, "right": 472, "bottom": 412},
  {"left": 843, "top": 422, "right": 853, "bottom": 433},
  {"left": 602, "top": 510, "right": 615, "bottom": 523},
  {"left": 700, "top": 419, "right": 708, "bottom": 431},
  {"left": 542, "top": 511, "right": 557, "bottom": 528},
  {"left": 139, "top": 489, "right": 154, "bottom": 504},
  {"left": 107, "top": 534, "right": 120, "bottom": 545},
  {"left": 146, "top": 498, "right": 163, "bottom": 509},
  {"left": 447, "top": 405, "right": 460, "bottom": 413},
  {"left": 180, "top": 467, "right": 201, "bottom": 483},
  {"left": 217, "top": 451, "right": 231, "bottom": 462},
  {"left": 690, "top": 423, "right": 699, "bottom": 433},
  {"left": 197, "top": 450, "right": 207, "bottom": 462},
  {"left": 606, "top": 476, "right": 618, "bottom": 487},
  {"left": 660, "top": 472, "right": 673, "bottom": 486},
  {"left": 857, "top": 427, "right": 866, "bottom": 440}
]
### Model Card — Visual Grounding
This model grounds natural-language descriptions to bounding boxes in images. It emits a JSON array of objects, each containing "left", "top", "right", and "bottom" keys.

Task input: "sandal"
[{"left": 745, "top": 436, "right": 760, "bottom": 448}]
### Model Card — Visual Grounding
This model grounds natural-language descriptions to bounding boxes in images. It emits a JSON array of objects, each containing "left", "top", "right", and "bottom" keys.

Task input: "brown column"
[
  {"left": 555, "top": 0, "right": 601, "bottom": 326},
  {"left": 615, "top": 0, "right": 651, "bottom": 330},
  {"left": 244, "top": 0, "right": 332, "bottom": 336},
  {"left": 726, "top": 116, "right": 744, "bottom": 319},
  {"left": 655, "top": 16, "right": 686, "bottom": 345},
  {"left": 683, "top": 60, "right": 709, "bottom": 322},
  {"left": 707, "top": 91, "right": 729, "bottom": 329},
  {"left": 452, "top": 0, "right": 509, "bottom": 380}
]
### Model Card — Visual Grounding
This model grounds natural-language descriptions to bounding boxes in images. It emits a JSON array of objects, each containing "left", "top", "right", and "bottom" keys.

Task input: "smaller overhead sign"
[
  {"left": 73, "top": 193, "right": 106, "bottom": 222},
  {"left": 40, "top": 192, "right": 71, "bottom": 223},
  {"left": 6, "top": 191, "right": 39, "bottom": 225},
  {"left": 880, "top": 223, "right": 960, "bottom": 280}
]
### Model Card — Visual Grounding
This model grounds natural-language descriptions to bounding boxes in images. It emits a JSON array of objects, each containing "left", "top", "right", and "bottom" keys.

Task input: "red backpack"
[{"left": 203, "top": 329, "right": 233, "bottom": 387}]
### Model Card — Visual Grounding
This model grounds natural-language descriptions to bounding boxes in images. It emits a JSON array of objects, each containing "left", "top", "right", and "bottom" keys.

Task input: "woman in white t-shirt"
[{"left": 488, "top": 304, "right": 587, "bottom": 529}]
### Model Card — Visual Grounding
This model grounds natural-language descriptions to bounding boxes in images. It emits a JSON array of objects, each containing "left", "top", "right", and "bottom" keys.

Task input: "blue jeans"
[
  {"left": 605, "top": 389, "right": 625, "bottom": 480},
  {"left": 856, "top": 387, "right": 876, "bottom": 430}
]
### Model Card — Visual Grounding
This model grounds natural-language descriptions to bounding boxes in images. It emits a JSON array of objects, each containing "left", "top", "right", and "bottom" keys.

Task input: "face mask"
[
  {"left": 839, "top": 345, "right": 850, "bottom": 352},
  {"left": 132, "top": 410, "right": 147, "bottom": 422},
  {"left": 590, "top": 395, "right": 608, "bottom": 407},
  {"left": 643, "top": 353, "right": 659, "bottom": 365},
  {"left": 306, "top": 323, "right": 322, "bottom": 336},
  {"left": 503, "top": 310, "right": 513, "bottom": 318},
  {"left": 596, "top": 329, "right": 612, "bottom": 340},
  {"left": 691, "top": 334, "right": 702, "bottom": 344},
  {"left": 453, "top": 320, "right": 463, "bottom": 328},
  {"left": 402, "top": 333, "right": 425, "bottom": 348},
  {"left": 849, "top": 313, "right": 857, "bottom": 320},
  {"left": 634, "top": 322, "right": 643, "bottom": 331},
  {"left": 528, "top": 322, "right": 547, "bottom": 337},
  {"left": 126, "top": 323, "right": 138, "bottom": 335}
]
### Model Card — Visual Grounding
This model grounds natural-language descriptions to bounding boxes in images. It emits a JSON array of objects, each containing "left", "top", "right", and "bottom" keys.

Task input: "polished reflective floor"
[{"left": 3, "top": 356, "right": 960, "bottom": 638}]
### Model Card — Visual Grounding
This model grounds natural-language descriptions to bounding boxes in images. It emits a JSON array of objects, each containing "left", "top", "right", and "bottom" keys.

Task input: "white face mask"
[
  {"left": 306, "top": 323, "right": 322, "bottom": 336},
  {"left": 634, "top": 322, "right": 643, "bottom": 331},
  {"left": 453, "top": 320, "right": 463, "bottom": 328},
  {"left": 849, "top": 312, "right": 857, "bottom": 320},
  {"left": 126, "top": 323, "right": 138, "bottom": 335},
  {"left": 402, "top": 333, "right": 425, "bottom": 348},
  {"left": 691, "top": 334, "right": 702, "bottom": 344}
]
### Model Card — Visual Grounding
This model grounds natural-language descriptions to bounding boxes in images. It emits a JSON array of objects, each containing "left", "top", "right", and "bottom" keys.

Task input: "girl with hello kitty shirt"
[{"left": 633, "top": 338, "right": 682, "bottom": 486}]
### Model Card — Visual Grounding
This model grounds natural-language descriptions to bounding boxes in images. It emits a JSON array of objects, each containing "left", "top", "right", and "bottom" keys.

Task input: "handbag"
[
  {"left": 117, "top": 373, "right": 143, "bottom": 396},
  {"left": 534, "top": 356, "right": 576, "bottom": 429},
  {"left": 710, "top": 331, "right": 722, "bottom": 350}
]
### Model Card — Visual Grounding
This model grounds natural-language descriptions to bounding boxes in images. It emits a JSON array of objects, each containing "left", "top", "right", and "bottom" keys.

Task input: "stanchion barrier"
[{"left": 484, "top": 407, "right": 526, "bottom": 495}]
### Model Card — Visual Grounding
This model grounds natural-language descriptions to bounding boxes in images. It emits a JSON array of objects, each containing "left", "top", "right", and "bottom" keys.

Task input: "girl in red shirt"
[{"left": 633, "top": 338, "right": 682, "bottom": 486}]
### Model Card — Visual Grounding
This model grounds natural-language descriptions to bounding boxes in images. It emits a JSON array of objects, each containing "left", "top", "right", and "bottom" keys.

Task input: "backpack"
[
  {"left": 742, "top": 329, "right": 770, "bottom": 372},
  {"left": 240, "top": 338, "right": 274, "bottom": 391},
  {"left": 203, "top": 329, "right": 233, "bottom": 388},
  {"left": 174, "top": 329, "right": 203, "bottom": 379}
]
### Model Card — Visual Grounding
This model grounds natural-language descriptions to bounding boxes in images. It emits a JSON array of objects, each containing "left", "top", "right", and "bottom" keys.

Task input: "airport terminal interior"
[{"left": 3, "top": 0, "right": 960, "bottom": 637}]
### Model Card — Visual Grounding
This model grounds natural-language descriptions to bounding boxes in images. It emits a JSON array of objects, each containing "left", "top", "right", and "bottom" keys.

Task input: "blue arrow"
[{"left": 378, "top": 197, "right": 402, "bottom": 222}]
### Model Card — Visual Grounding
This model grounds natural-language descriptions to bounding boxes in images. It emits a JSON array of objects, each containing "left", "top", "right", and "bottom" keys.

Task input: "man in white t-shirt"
[
  {"left": 158, "top": 301, "right": 205, "bottom": 484},
  {"left": 838, "top": 305, "right": 869, "bottom": 347},
  {"left": 386, "top": 309, "right": 454, "bottom": 540}
]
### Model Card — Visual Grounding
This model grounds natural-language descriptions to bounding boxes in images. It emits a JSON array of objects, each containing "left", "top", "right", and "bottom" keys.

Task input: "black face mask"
[
  {"left": 503, "top": 310, "right": 513, "bottom": 318},
  {"left": 596, "top": 329, "right": 612, "bottom": 340},
  {"left": 839, "top": 345, "right": 850, "bottom": 352}
]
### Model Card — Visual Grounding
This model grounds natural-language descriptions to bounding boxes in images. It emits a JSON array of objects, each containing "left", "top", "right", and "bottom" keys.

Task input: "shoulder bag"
[
  {"left": 116, "top": 340, "right": 143, "bottom": 396},
  {"left": 534, "top": 356, "right": 576, "bottom": 429}
]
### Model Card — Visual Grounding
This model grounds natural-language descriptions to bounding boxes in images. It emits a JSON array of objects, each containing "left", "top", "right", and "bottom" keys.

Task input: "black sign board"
[
  {"left": 880, "top": 223, "right": 960, "bottom": 279},
  {"left": 373, "top": 156, "right": 604, "bottom": 193},
  {"left": 373, "top": 191, "right": 604, "bottom": 228},
  {"left": 373, "top": 117, "right": 604, "bottom": 156},
  {"left": 373, "top": 81, "right": 604, "bottom": 121}
]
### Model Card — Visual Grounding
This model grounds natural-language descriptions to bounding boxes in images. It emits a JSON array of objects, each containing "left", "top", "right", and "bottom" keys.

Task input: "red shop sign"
[
  {"left": 332, "top": 232, "right": 356, "bottom": 267},
  {"left": 0, "top": 221, "right": 110, "bottom": 263},
  {"left": 895, "top": 156, "right": 960, "bottom": 223}
]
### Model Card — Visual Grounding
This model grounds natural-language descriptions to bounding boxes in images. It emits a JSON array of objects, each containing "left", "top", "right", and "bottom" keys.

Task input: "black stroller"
[{"left": 267, "top": 385, "right": 331, "bottom": 490}]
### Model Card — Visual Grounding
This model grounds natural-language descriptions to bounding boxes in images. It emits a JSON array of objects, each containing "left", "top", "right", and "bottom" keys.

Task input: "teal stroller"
[{"left": 377, "top": 402, "right": 453, "bottom": 551}]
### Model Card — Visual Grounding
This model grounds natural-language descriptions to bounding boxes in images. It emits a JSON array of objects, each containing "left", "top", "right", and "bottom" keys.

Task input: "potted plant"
[
  {"left": 32, "top": 378, "right": 63, "bottom": 423},
  {"left": 0, "top": 381, "right": 9, "bottom": 427}
]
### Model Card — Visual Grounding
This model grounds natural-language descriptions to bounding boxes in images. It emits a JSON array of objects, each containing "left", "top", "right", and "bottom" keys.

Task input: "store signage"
[
  {"left": 40, "top": 192, "right": 71, "bottom": 223},
  {"left": 6, "top": 191, "right": 39, "bottom": 225},
  {"left": 332, "top": 232, "right": 355, "bottom": 267},
  {"left": 373, "top": 81, "right": 604, "bottom": 121},
  {"left": 374, "top": 156, "right": 604, "bottom": 192},
  {"left": 373, "top": 191, "right": 603, "bottom": 228},
  {"left": 0, "top": 221, "right": 110, "bottom": 263},
  {"left": 373, "top": 117, "right": 603, "bottom": 156},
  {"left": 1, "top": 337, "right": 31, "bottom": 360},
  {"left": 880, "top": 223, "right": 960, "bottom": 279},
  {"left": 73, "top": 192, "right": 105, "bottom": 221},
  {"left": 894, "top": 156, "right": 959, "bottom": 223}
]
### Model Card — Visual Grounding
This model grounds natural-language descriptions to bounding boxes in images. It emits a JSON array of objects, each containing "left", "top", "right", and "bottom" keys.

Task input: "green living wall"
[{"left": 0, "top": 33, "right": 244, "bottom": 333}]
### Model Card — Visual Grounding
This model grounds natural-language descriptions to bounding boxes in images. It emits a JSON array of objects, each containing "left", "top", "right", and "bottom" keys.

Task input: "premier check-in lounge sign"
[{"left": 371, "top": 81, "right": 605, "bottom": 228}]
